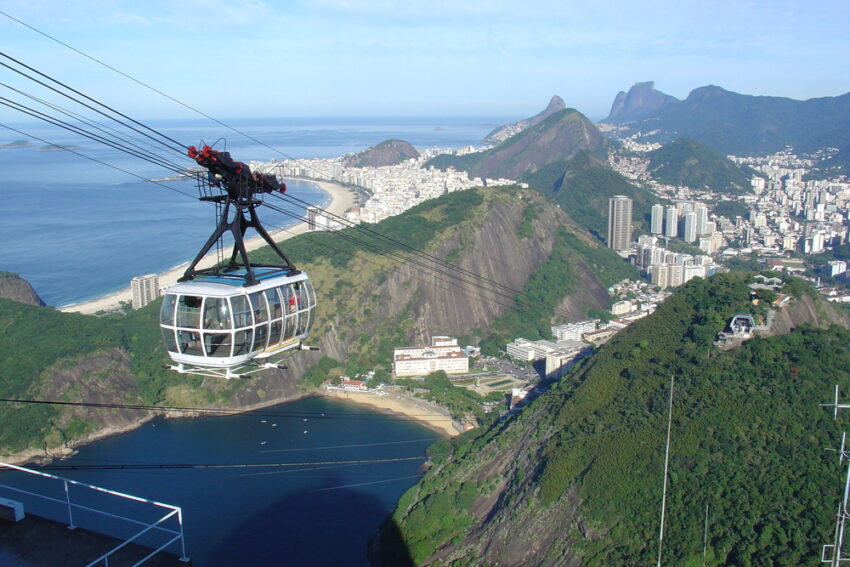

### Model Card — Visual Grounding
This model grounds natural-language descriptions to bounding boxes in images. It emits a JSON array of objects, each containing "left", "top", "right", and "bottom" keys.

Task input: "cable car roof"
[{"left": 166, "top": 267, "right": 307, "bottom": 296}]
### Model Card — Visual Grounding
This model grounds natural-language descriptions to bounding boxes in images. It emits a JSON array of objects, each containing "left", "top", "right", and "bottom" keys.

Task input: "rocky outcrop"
[
  {"left": 0, "top": 272, "right": 45, "bottom": 306},
  {"left": 485, "top": 95, "right": 567, "bottom": 144},
  {"left": 603, "top": 81, "right": 678, "bottom": 124},
  {"left": 343, "top": 139, "right": 420, "bottom": 168}
]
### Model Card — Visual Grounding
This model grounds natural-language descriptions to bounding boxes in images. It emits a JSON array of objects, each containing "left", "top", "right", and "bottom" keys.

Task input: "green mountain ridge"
[
  {"left": 647, "top": 138, "right": 756, "bottom": 194},
  {"left": 374, "top": 273, "right": 850, "bottom": 566},
  {"left": 426, "top": 109, "right": 607, "bottom": 181},
  {"left": 612, "top": 84, "right": 850, "bottom": 156}
]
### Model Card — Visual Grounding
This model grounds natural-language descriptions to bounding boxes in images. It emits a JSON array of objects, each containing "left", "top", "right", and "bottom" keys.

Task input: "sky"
[{"left": 0, "top": 0, "right": 849, "bottom": 122}]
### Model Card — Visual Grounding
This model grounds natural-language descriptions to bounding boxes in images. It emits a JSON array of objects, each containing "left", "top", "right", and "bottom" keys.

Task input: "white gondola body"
[{"left": 159, "top": 268, "right": 315, "bottom": 374}]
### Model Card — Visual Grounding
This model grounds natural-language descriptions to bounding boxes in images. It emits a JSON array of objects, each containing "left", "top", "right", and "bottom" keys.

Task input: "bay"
[
  {"left": 0, "top": 117, "right": 504, "bottom": 306},
  {"left": 1, "top": 396, "right": 439, "bottom": 566}
]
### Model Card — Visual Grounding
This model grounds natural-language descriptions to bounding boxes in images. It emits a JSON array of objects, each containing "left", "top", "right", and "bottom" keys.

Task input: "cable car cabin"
[{"left": 160, "top": 268, "right": 315, "bottom": 379}]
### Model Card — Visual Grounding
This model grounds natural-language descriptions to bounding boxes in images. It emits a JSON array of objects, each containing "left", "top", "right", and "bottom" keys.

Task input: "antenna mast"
[{"left": 821, "top": 386, "right": 850, "bottom": 565}]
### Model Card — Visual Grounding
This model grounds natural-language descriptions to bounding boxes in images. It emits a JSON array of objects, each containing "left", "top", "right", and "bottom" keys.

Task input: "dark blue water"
[
  {"left": 0, "top": 396, "right": 439, "bottom": 566},
  {"left": 0, "top": 117, "right": 503, "bottom": 306}
]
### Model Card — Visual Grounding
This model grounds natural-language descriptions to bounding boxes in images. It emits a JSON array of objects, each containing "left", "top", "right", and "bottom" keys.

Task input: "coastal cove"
[{"left": 1, "top": 396, "right": 441, "bottom": 566}]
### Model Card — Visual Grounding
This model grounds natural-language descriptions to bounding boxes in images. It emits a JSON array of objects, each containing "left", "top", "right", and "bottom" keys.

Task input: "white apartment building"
[
  {"left": 551, "top": 320, "right": 598, "bottom": 341},
  {"left": 131, "top": 274, "right": 159, "bottom": 309},
  {"left": 393, "top": 336, "right": 469, "bottom": 377}
]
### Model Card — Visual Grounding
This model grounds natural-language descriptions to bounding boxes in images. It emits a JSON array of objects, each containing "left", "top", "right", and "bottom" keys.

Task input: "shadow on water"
[
  {"left": 367, "top": 516, "right": 416, "bottom": 567},
  {"left": 204, "top": 475, "right": 415, "bottom": 567}
]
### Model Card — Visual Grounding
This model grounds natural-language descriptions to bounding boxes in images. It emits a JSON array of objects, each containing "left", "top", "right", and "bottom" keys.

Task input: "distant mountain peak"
[
  {"left": 484, "top": 95, "right": 567, "bottom": 144},
  {"left": 604, "top": 81, "right": 679, "bottom": 124}
]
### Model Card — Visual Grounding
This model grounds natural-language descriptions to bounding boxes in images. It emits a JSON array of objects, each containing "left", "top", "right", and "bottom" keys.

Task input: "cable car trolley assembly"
[{"left": 159, "top": 145, "right": 317, "bottom": 378}]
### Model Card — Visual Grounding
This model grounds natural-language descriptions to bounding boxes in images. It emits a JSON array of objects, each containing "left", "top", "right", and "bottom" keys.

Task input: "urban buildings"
[
  {"left": 130, "top": 274, "right": 159, "bottom": 309},
  {"left": 607, "top": 195, "right": 633, "bottom": 252},
  {"left": 393, "top": 336, "right": 469, "bottom": 377}
]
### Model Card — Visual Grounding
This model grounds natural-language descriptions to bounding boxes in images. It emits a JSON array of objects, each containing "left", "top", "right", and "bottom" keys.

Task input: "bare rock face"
[
  {"left": 485, "top": 95, "right": 567, "bottom": 144},
  {"left": 604, "top": 81, "right": 679, "bottom": 124},
  {"left": 0, "top": 272, "right": 45, "bottom": 306},
  {"left": 343, "top": 139, "right": 420, "bottom": 168}
]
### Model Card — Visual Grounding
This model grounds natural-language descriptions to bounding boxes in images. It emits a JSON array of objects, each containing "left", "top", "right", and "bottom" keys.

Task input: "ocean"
[
  {"left": 0, "top": 116, "right": 505, "bottom": 306},
  {"left": 0, "top": 396, "right": 441, "bottom": 566}
]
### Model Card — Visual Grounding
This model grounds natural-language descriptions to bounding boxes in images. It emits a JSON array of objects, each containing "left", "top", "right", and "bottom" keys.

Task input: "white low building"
[{"left": 393, "top": 336, "right": 469, "bottom": 377}]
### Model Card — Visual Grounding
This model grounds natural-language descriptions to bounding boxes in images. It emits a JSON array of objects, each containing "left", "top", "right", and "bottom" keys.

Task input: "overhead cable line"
[
  {"left": 0, "top": 81, "right": 194, "bottom": 174},
  {"left": 23, "top": 456, "right": 426, "bottom": 472},
  {"left": 0, "top": 123, "right": 196, "bottom": 199},
  {"left": 0, "top": 397, "right": 455, "bottom": 422},
  {"left": 0, "top": 96, "right": 191, "bottom": 175}
]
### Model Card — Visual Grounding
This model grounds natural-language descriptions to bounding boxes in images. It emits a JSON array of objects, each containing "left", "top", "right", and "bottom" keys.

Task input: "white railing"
[{"left": 0, "top": 461, "right": 189, "bottom": 566}]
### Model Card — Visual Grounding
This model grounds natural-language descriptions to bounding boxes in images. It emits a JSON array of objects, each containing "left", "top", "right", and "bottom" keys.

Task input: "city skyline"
[{"left": 1, "top": 1, "right": 849, "bottom": 122}]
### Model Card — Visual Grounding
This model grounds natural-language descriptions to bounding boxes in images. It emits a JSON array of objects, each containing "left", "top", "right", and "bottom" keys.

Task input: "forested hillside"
[{"left": 374, "top": 273, "right": 850, "bottom": 566}]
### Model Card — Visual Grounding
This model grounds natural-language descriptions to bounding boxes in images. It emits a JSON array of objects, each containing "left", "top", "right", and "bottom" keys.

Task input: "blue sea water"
[
  {"left": 0, "top": 397, "right": 440, "bottom": 566},
  {"left": 0, "top": 117, "right": 503, "bottom": 306}
]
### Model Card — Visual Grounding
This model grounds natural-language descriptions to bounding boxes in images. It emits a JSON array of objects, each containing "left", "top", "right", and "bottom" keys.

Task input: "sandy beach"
[
  {"left": 321, "top": 388, "right": 462, "bottom": 437},
  {"left": 60, "top": 178, "right": 356, "bottom": 315}
]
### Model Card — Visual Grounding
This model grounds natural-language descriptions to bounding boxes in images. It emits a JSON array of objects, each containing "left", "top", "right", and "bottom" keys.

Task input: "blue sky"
[{"left": 1, "top": 0, "right": 848, "bottom": 121}]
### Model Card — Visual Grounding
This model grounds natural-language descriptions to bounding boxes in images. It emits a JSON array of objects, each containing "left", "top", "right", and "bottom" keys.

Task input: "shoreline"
[
  {"left": 320, "top": 388, "right": 461, "bottom": 437},
  {"left": 1, "top": 388, "right": 458, "bottom": 465},
  {"left": 60, "top": 178, "right": 356, "bottom": 315}
]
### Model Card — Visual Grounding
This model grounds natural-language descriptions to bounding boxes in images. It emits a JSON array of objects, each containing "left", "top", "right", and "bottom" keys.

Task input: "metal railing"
[{"left": 0, "top": 461, "right": 189, "bottom": 566}]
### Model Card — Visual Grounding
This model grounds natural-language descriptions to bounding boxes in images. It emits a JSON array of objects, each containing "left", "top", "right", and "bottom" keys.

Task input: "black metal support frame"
[{"left": 179, "top": 175, "right": 298, "bottom": 286}]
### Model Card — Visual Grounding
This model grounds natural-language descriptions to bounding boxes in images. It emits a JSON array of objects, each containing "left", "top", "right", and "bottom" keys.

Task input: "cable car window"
[
  {"left": 296, "top": 304, "right": 309, "bottom": 336},
  {"left": 231, "top": 295, "right": 252, "bottom": 328},
  {"left": 250, "top": 292, "right": 268, "bottom": 324},
  {"left": 205, "top": 332, "right": 233, "bottom": 358},
  {"left": 252, "top": 323, "right": 268, "bottom": 352},
  {"left": 203, "top": 298, "right": 232, "bottom": 330},
  {"left": 161, "top": 294, "right": 176, "bottom": 325},
  {"left": 233, "top": 329, "right": 253, "bottom": 356},
  {"left": 290, "top": 282, "right": 303, "bottom": 312},
  {"left": 176, "top": 296, "right": 202, "bottom": 328},
  {"left": 161, "top": 327, "right": 177, "bottom": 352},
  {"left": 283, "top": 311, "right": 297, "bottom": 341},
  {"left": 269, "top": 319, "right": 282, "bottom": 345},
  {"left": 177, "top": 330, "right": 203, "bottom": 356},
  {"left": 303, "top": 279, "right": 316, "bottom": 310},
  {"left": 265, "top": 288, "right": 282, "bottom": 320},
  {"left": 281, "top": 285, "right": 294, "bottom": 316}
]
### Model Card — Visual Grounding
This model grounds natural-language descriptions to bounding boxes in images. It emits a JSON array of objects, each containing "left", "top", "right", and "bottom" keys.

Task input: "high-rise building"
[
  {"left": 131, "top": 274, "right": 159, "bottom": 309},
  {"left": 607, "top": 195, "right": 633, "bottom": 252},
  {"left": 665, "top": 206, "right": 678, "bottom": 238},
  {"left": 695, "top": 203, "right": 709, "bottom": 236},
  {"left": 651, "top": 204, "right": 664, "bottom": 235},
  {"left": 683, "top": 212, "right": 697, "bottom": 243}
]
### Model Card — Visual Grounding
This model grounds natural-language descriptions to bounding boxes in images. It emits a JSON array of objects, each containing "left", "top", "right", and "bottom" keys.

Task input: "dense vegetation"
[
  {"left": 523, "top": 150, "right": 656, "bottom": 240},
  {"left": 382, "top": 273, "right": 850, "bottom": 566},
  {"left": 647, "top": 138, "right": 755, "bottom": 194},
  {"left": 425, "top": 109, "right": 605, "bottom": 181},
  {"left": 622, "top": 85, "right": 850, "bottom": 156}
]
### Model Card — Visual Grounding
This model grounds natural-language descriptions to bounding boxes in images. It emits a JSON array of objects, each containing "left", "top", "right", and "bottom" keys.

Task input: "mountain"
[
  {"left": 613, "top": 85, "right": 850, "bottom": 156},
  {"left": 343, "top": 139, "right": 420, "bottom": 168},
  {"left": 427, "top": 109, "right": 607, "bottom": 182},
  {"left": 484, "top": 95, "right": 567, "bottom": 144},
  {"left": 372, "top": 273, "right": 850, "bottom": 566},
  {"left": 523, "top": 150, "right": 656, "bottom": 240},
  {"left": 0, "top": 272, "right": 44, "bottom": 306},
  {"left": 0, "top": 187, "right": 635, "bottom": 459},
  {"left": 646, "top": 138, "right": 755, "bottom": 194},
  {"left": 604, "top": 81, "right": 679, "bottom": 124}
]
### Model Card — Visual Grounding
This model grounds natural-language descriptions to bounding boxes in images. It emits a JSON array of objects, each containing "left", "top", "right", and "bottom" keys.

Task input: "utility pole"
[
  {"left": 821, "top": 386, "right": 850, "bottom": 565},
  {"left": 657, "top": 375, "right": 675, "bottom": 567}
]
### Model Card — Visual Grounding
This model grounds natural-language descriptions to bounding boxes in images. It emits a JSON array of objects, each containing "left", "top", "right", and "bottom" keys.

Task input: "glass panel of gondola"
[
  {"left": 161, "top": 327, "right": 178, "bottom": 353},
  {"left": 233, "top": 329, "right": 253, "bottom": 356},
  {"left": 176, "top": 296, "right": 202, "bottom": 328},
  {"left": 265, "top": 288, "right": 283, "bottom": 320},
  {"left": 283, "top": 311, "right": 297, "bottom": 341},
  {"left": 231, "top": 295, "right": 252, "bottom": 328},
  {"left": 203, "top": 297, "right": 232, "bottom": 330},
  {"left": 160, "top": 294, "right": 176, "bottom": 326},
  {"left": 269, "top": 319, "right": 282, "bottom": 346},
  {"left": 252, "top": 324, "right": 268, "bottom": 352},
  {"left": 177, "top": 330, "right": 203, "bottom": 356},
  {"left": 205, "top": 332, "right": 233, "bottom": 358}
]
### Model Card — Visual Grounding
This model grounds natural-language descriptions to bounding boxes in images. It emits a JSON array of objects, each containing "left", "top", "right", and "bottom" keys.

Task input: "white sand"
[
  {"left": 322, "top": 389, "right": 461, "bottom": 437},
  {"left": 60, "top": 179, "right": 357, "bottom": 315}
]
